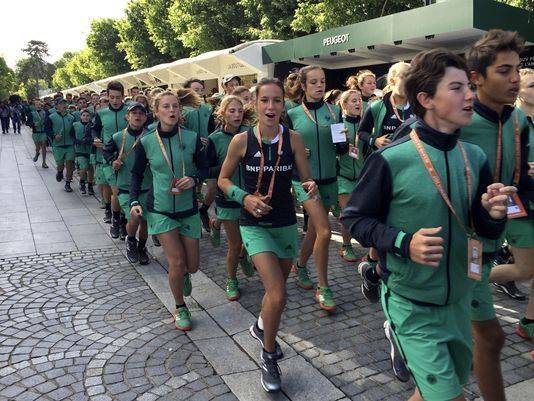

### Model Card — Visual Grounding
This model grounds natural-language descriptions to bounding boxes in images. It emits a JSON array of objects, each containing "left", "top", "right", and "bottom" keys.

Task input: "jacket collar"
[
  {"left": 344, "top": 115, "right": 361, "bottom": 124},
  {"left": 157, "top": 122, "right": 178, "bottom": 138},
  {"left": 473, "top": 97, "right": 514, "bottom": 124},
  {"left": 414, "top": 119, "right": 459, "bottom": 152},
  {"left": 303, "top": 99, "right": 325, "bottom": 110}
]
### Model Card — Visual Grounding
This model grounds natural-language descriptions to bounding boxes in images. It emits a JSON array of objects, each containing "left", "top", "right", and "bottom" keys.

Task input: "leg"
[
  {"left": 489, "top": 246, "right": 534, "bottom": 282},
  {"left": 158, "top": 229, "right": 189, "bottom": 305},
  {"left": 338, "top": 194, "right": 352, "bottom": 246},
  {"left": 180, "top": 234, "right": 200, "bottom": 275},
  {"left": 222, "top": 220, "right": 242, "bottom": 279},
  {"left": 40, "top": 142, "right": 47, "bottom": 164}
]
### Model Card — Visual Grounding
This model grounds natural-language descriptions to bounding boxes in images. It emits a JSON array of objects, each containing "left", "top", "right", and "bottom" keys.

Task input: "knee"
[
  {"left": 168, "top": 259, "right": 186, "bottom": 276},
  {"left": 316, "top": 225, "right": 331, "bottom": 241},
  {"left": 267, "top": 289, "right": 287, "bottom": 310},
  {"left": 228, "top": 241, "right": 242, "bottom": 255},
  {"left": 475, "top": 325, "right": 505, "bottom": 353}
]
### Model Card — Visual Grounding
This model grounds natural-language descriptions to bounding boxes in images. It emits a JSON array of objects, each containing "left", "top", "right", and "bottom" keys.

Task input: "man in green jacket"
[
  {"left": 342, "top": 49, "right": 511, "bottom": 401},
  {"left": 27, "top": 99, "right": 48, "bottom": 168}
]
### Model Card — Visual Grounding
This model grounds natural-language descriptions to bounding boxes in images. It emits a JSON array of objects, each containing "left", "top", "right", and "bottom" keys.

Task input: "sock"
[
  {"left": 127, "top": 235, "right": 136, "bottom": 243},
  {"left": 199, "top": 203, "right": 209, "bottom": 214},
  {"left": 262, "top": 348, "right": 276, "bottom": 356},
  {"left": 258, "top": 316, "right": 264, "bottom": 331},
  {"left": 176, "top": 303, "right": 186, "bottom": 309},
  {"left": 365, "top": 265, "right": 380, "bottom": 284},
  {"left": 138, "top": 237, "right": 147, "bottom": 247},
  {"left": 521, "top": 317, "right": 534, "bottom": 325}
]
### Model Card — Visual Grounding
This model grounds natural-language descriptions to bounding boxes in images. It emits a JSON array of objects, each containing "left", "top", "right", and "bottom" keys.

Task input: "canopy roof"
[{"left": 262, "top": 0, "right": 534, "bottom": 69}]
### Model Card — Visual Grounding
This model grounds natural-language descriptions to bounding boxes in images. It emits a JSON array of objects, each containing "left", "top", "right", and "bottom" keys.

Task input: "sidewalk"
[{"left": 1, "top": 126, "right": 532, "bottom": 401}]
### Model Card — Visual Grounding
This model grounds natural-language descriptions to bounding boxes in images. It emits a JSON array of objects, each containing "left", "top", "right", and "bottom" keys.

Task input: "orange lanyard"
[
  {"left": 410, "top": 131, "right": 474, "bottom": 234},
  {"left": 154, "top": 128, "right": 185, "bottom": 178},
  {"left": 390, "top": 95, "right": 406, "bottom": 122},
  {"left": 301, "top": 102, "right": 338, "bottom": 127},
  {"left": 253, "top": 125, "right": 284, "bottom": 202},
  {"left": 119, "top": 128, "right": 145, "bottom": 160},
  {"left": 494, "top": 112, "right": 520, "bottom": 185}
]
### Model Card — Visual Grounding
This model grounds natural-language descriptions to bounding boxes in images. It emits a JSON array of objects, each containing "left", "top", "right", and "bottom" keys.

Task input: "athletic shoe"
[
  {"left": 87, "top": 184, "right": 95, "bottom": 196},
  {"left": 293, "top": 264, "right": 313, "bottom": 290},
  {"left": 384, "top": 320, "right": 410, "bottom": 382},
  {"left": 492, "top": 244, "right": 514, "bottom": 267},
  {"left": 79, "top": 182, "right": 86, "bottom": 195},
  {"left": 110, "top": 219, "right": 120, "bottom": 239},
  {"left": 315, "top": 286, "right": 336, "bottom": 311},
  {"left": 331, "top": 204, "right": 341, "bottom": 218},
  {"left": 209, "top": 219, "right": 221, "bottom": 247},
  {"left": 226, "top": 278, "right": 240, "bottom": 301},
  {"left": 152, "top": 235, "right": 161, "bottom": 247},
  {"left": 32, "top": 153, "right": 39, "bottom": 162},
  {"left": 339, "top": 245, "right": 358, "bottom": 262},
  {"left": 119, "top": 221, "right": 127, "bottom": 241},
  {"left": 493, "top": 281, "right": 526, "bottom": 301},
  {"left": 41, "top": 162, "right": 48, "bottom": 169},
  {"left": 103, "top": 209, "right": 112, "bottom": 224},
  {"left": 125, "top": 238, "right": 139, "bottom": 264},
  {"left": 358, "top": 260, "right": 380, "bottom": 303},
  {"left": 239, "top": 255, "right": 255, "bottom": 277},
  {"left": 174, "top": 307, "right": 192, "bottom": 331},
  {"left": 249, "top": 322, "right": 284, "bottom": 360},
  {"left": 260, "top": 349, "right": 282, "bottom": 393},
  {"left": 199, "top": 207, "right": 210, "bottom": 233},
  {"left": 64, "top": 181, "right": 73, "bottom": 192},
  {"left": 183, "top": 272, "right": 192, "bottom": 297},
  {"left": 138, "top": 243, "right": 150, "bottom": 265},
  {"left": 515, "top": 319, "right": 534, "bottom": 341},
  {"left": 55, "top": 171, "right": 63, "bottom": 182}
]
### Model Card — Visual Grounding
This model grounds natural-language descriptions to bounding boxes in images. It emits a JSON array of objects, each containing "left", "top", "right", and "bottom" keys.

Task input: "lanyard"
[
  {"left": 119, "top": 128, "right": 145, "bottom": 160},
  {"left": 390, "top": 95, "right": 406, "bottom": 122},
  {"left": 301, "top": 102, "right": 338, "bottom": 127},
  {"left": 410, "top": 130, "right": 474, "bottom": 235},
  {"left": 493, "top": 112, "right": 521, "bottom": 185},
  {"left": 154, "top": 128, "right": 185, "bottom": 179},
  {"left": 254, "top": 124, "right": 284, "bottom": 201}
]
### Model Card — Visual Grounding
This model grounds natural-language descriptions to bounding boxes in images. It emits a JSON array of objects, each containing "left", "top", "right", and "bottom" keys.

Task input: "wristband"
[
  {"left": 130, "top": 200, "right": 140, "bottom": 208},
  {"left": 227, "top": 185, "right": 249, "bottom": 205}
]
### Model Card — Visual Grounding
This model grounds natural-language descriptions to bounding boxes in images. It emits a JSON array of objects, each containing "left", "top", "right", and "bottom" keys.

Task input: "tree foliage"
[
  {"left": 0, "top": 57, "right": 16, "bottom": 100},
  {"left": 86, "top": 18, "right": 130, "bottom": 76}
]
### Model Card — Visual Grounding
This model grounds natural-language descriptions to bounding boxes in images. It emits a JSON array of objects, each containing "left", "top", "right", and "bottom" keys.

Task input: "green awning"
[{"left": 262, "top": 0, "right": 533, "bottom": 69}]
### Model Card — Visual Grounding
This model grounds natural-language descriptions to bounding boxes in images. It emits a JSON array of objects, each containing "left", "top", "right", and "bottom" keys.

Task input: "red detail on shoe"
[
  {"left": 515, "top": 324, "right": 533, "bottom": 342},
  {"left": 315, "top": 290, "right": 336, "bottom": 312}
]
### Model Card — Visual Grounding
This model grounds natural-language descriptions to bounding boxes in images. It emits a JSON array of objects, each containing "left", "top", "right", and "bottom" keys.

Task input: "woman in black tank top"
[{"left": 218, "top": 79, "right": 317, "bottom": 393}]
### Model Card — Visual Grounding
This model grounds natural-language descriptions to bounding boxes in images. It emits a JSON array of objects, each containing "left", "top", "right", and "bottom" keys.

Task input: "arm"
[
  {"left": 518, "top": 124, "right": 534, "bottom": 206},
  {"left": 27, "top": 112, "right": 35, "bottom": 130},
  {"left": 44, "top": 115, "right": 53, "bottom": 139},
  {"left": 91, "top": 113, "right": 103, "bottom": 140},
  {"left": 192, "top": 134, "right": 209, "bottom": 184},
  {"left": 291, "top": 130, "right": 319, "bottom": 197},
  {"left": 129, "top": 143, "right": 148, "bottom": 207},
  {"left": 69, "top": 125, "right": 77, "bottom": 144},
  {"left": 357, "top": 106, "right": 375, "bottom": 147},
  {"left": 218, "top": 133, "right": 248, "bottom": 204},
  {"left": 102, "top": 137, "right": 119, "bottom": 163},
  {"left": 206, "top": 138, "right": 221, "bottom": 178},
  {"left": 207, "top": 112, "right": 216, "bottom": 134}
]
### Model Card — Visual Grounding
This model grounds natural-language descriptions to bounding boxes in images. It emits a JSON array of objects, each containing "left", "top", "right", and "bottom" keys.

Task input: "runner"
[
  {"left": 133, "top": 94, "right": 154, "bottom": 127},
  {"left": 218, "top": 78, "right": 318, "bottom": 392},
  {"left": 27, "top": 99, "right": 48, "bottom": 168},
  {"left": 462, "top": 30, "right": 533, "bottom": 401},
  {"left": 44, "top": 99, "right": 75, "bottom": 192},
  {"left": 71, "top": 109, "right": 94, "bottom": 195},
  {"left": 342, "top": 48, "right": 512, "bottom": 401},
  {"left": 232, "top": 86, "right": 254, "bottom": 106},
  {"left": 206, "top": 95, "right": 254, "bottom": 301},
  {"left": 287, "top": 65, "right": 346, "bottom": 311},
  {"left": 283, "top": 72, "right": 301, "bottom": 112},
  {"left": 129, "top": 90, "right": 208, "bottom": 331},
  {"left": 337, "top": 89, "right": 363, "bottom": 262},
  {"left": 346, "top": 70, "right": 377, "bottom": 114},
  {"left": 104, "top": 102, "right": 151, "bottom": 265}
]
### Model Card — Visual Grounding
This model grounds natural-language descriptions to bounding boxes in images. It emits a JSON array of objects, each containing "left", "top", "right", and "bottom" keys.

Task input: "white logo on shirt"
[{"left": 253, "top": 151, "right": 261, "bottom": 157}]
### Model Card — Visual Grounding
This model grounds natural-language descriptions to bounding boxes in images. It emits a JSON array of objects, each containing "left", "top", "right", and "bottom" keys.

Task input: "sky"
[{"left": 0, "top": 0, "right": 130, "bottom": 68}]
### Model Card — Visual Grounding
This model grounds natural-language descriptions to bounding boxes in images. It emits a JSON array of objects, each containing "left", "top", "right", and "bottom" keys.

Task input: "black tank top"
[{"left": 240, "top": 125, "right": 296, "bottom": 227}]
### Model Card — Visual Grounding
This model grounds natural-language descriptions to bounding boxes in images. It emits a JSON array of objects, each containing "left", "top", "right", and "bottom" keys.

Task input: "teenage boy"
[
  {"left": 342, "top": 49, "right": 512, "bottom": 401},
  {"left": 72, "top": 97, "right": 88, "bottom": 122},
  {"left": 45, "top": 99, "right": 76, "bottom": 192},
  {"left": 103, "top": 102, "right": 150, "bottom": 264},
  {"left": 462, "top": 29, "right": 533, "bottom": 401},
  {"left": 71, "top": 110, "right": 95, "bottom": 195},
  {"left": 91, "top": 81, "right": 128, "bottom": 238},
  {"left": 27, "top": 99, "right": 48, "bottom": 168}
]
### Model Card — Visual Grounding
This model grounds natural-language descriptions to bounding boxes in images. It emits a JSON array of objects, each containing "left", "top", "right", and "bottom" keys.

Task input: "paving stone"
[{"left": 195, "top": 337, "right": 256, "bottom": 375}]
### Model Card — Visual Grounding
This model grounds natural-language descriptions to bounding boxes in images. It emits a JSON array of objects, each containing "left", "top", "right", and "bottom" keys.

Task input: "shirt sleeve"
[
  {"left": 357, "top": 106, "right": 375, "bottom": 147},
  {"left": 44, "top": 115, "right": 53, "bottom": 138},
  {"left": 206, "top": 137, "right": 221, "bottom": 179},
  {"left": 91, "top": 113, "right": 103, "bottom": 139},
  {"left": 129, "top": 143, "right": 148, "bottom": 207},
  {"left": 102, "top": 137, "right": 119, "bottom": 163},
  {"left": 193, "top": 134, "right": 209, "bottom": 184}
]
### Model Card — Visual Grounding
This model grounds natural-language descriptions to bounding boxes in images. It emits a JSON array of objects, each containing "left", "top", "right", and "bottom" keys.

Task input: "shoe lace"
[
  {"left": 263, "top": 357, "right": 281, "bottom": 377},
  {"left": 227, "top": 279, "right": 238, "bottom": 291},
  {"left": 177, "top": 308, "right": 190, "bottom": 320},
  {"left": 320, "top": 286, "right": 333, "bottom": 300},
  {"left": 297, "top": 266, "right": 310, "bottom": 281}
]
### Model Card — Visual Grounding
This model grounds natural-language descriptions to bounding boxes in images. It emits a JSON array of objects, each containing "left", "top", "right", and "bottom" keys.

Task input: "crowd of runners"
[{"left": 4, "top": 28, "right": 533, "bottom": 400}]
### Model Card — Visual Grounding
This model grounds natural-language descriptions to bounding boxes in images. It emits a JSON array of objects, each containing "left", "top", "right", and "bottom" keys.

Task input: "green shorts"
[
  {"left": 337, "top": 176, "right": 357, "bottom": 195},
  {"left": 147, "top": 211, "right": 201, "bottom": 238},
  {"left": 216, "top": 206, "right": 241, "bottom": 221},
  {"left": 103, "top": 165, "right": 117, "bottom": 187},
  {"left": 94, "top": 164, "right": 106, "bottom": 185},
  {"left": 118, "top": 191, "right": 148, "bottom": 221},
  {"left": 52, "top": 146, "right": 75, "bottom": 165},
  {"left": 32, "top": 132, "right": 47, "bottom": 143},
  {"left": 505, "top": 217, "right": 534, "bottom": 248},
  {"left": 382, "top": 286, "right": 472, "bottom": 401},
  {"left": 90, "top": 153, "right": 97, "bottom": 166},
  {"left": 292, "top": 180, "right": 338, "bottom": 208},
  {"left": 470, "top": 261, "right": 495, "bottom": 322},
  {"left": 240, "top": 224, "right": 298, "bottom": 259},
  {"left": 76, "top": 154, "right": 90, "bottom": 170}
]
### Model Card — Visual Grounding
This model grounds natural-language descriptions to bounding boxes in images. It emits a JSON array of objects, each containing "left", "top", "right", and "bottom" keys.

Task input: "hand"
[
  {"left": 112, "top": 159, "right": 122, "bottom": 171},
  {"left": 93, "top": 138, "right": 103, "bottom": 148},
  {"left": 200, "top": 137, "right": 208, "bottom": 146},
  {"left": 54, "top": 134, "right": 62, "bottom": 142},
  {"left": 304, "top": 148, "right": 311, "bottom": 159},
  {"left": 175, "top": 176, "right": 195, "bottom": 191},
  {"left": 341, "top": 128, "right": 349, "bottom": 141},
  {"left": 374, "top": 135, "right": 391, "bottom": 148},
  {"left": 481, "top": 183, "right": 517, "bottom": 220},
  {"left": 409, "top": 227, "right": 444, "bottom": 267},
  {"left": 301, "top": 180, "right": 318, "bottom": 199},
  {"left": 131, "top": 205, "right": 143, "bottom": 217},
  {"left": 243, "top": 194, "right": 272, "bottom": 218}
]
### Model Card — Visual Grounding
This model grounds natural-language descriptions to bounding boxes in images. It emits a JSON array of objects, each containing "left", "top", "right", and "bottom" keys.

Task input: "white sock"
[{"left": 258, "top": 315, "right": 264, "bottom": 331}]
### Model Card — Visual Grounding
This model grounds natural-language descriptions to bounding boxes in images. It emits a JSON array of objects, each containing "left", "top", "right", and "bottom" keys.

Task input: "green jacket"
[
  {"left": 182, "top": 104, "right": 214, "bottom": 139},
  {"left": 45, "top": 112, "right": 75, "bottom": 147},
  {"left": 91, "top": 105, "right": 128, "bottom": 163},
  {"left": 28, "top": 110, "right": 46, "bottom": 133},
  {"left": 338, "top": 116, "right": 364, "bottom": 181},
  {"left": 71, "top": 121, "right": 92, "bottom": 155}
]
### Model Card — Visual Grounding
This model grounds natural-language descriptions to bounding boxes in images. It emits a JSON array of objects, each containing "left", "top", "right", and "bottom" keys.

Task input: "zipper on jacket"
[
  {"left": 115, "top": 112, "right": 119, "bottom": 133},
  {"left": 62, "top": 117, "right": 66, "bottom": 146},
  {"left": 352, "top": 122, "right": 357, "bottom": 180},
  {"left": 314, "top": 108, "right": 322, "bottom": 180},
  {"left": 444, "top": 150, "right": 452, "bottom": 305},
  {"left": 167, "top": 137, "right": 176, "bottom": 214}
]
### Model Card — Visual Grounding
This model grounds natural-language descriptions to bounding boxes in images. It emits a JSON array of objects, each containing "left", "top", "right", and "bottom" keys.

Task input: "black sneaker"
[
  {"left": 56, "top": 171, "right": 63, "bottom": 182},
  {"left": 358, "top": 260, "right": 380, "bottom": 303},
  {"left": 42, "top": 162, "right": 48, "bottom": 169},
  {"left": 119, "top": 221, "right": 127, "bottom": 241},
  {"left": 249, "top": 322, "right": 284, "bottom": 360},
  {"left": 199, "top": 207, "right": 210, "bottom": 233},
  {"left": 138, "top": 243, "right": 150, "bottom": 265},
  {"left": 260, "top": 349, "right": 282, "bottom": 393},
  {"left": 493, "top": 281, "right": 526, "bottom": 301},
  {"left": 32, "top": 153, "right": 39, "bottom": 162},
  {"left": 64, "top": 181, "right": 73, "bottom": 192},
  {"left": 152, "top": 235, "right": 161, "bottom": 247},
  {"left": 384, "top": 321, "right": 410, "bottom": 383},
  {"left": 125, "top": 238, "right": 139, "bottom": 263},
  {"left": 87, "top": 184, "right": 95, "bottom": 196},
  {"left": 110, "top": 219, "right": 120, "bottom": 239},
  {"left": 80, "top": 182, "right": 86, "bottom": 195},
  {"left": 492, "top": 245, "right": 514, "bottom": 267},
  {"left": 103, "top": 209, "right": 112, "bottom": 224}
]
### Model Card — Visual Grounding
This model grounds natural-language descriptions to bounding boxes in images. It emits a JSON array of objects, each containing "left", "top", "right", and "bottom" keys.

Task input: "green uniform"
[
  {"left": 287, "top": 100, "right": 344, "bottom": 207},
  {"left": 341, "top": 121, "right": 506, "bottom": 401},
  {"left": 45, "top": 112, "right": 75, "bottom": 165},
  {"left": 72, "top": 121, "right": 91, "bottom": 170},
  {"left": 182, "top": 104, "right": 213, "bottom": 139},
  {"left": 28, "top": 109, "right": 47, "bottom": 143},
  {"left": 338, "top": 115, "right": 363, "bottom": 195},
  {"left": 460, "top": 100, "right": 533, "bottom": 321}
]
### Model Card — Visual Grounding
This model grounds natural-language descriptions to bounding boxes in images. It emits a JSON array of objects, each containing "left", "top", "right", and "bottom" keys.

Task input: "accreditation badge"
[
  {"left": 348, "top": 144, "right": 359, "bottom": 159},
  {"left": 467, "top": 236, "right": 483, "bottom": 281},
  {"left": 506, "top": 193, "right": 527, "bottom": 219},
  {"left": 169, "top": 177, "right": 182, "bottom": 195}
]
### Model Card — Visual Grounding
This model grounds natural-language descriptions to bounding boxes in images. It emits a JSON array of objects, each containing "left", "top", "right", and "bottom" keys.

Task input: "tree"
[
  {"left": 52, "top": 49, "right": 108, "bottom": 90},
  {"left": 86, "top": 18, "right": 130, "bottom": 76},
  {"left": 16, "top": 40, "right": 55, "bottom": 99},
  {"left": 240, "top": 0, "right": 301, "bottom": 40},
  {"left": 144, "top": 0, "right": 188, "bottom": 59},
  {"left": 117, "top": 0, "right": 174, "bottom": 69},
  {"left": 0, "top": 57, "right": 16, "bottom": 100}
]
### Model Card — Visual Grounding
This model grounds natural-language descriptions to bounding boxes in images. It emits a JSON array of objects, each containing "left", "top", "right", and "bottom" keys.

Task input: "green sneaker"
[
  {"left": 316, "top": 286, "right": 336, "bottom": 311},
  {"left": 209, "top": 219, "right": 221, "bottom": 247},
  {"left": 339, "top": 245, "right": 358, "bottom": 262},
  {"left": 331, "top": 204, "right": 341, "bottom": 218},
  {"left": 174, "top": 307, "right": 192, "bottom": 331},
  {"left": 226, "top": 278, "right": 240, "bottom": 301},
  {"left": 294, "top": 264, "right": 313, "bottom": 290},
  {"left": 183, "top": 272, "right": 192, "bottom": 297},
  {"left": 239, "top": 254, "right": 255, "bottom": 277},
  {"left": 516, "top": 319, "right": 534, "bottom": 341}
]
